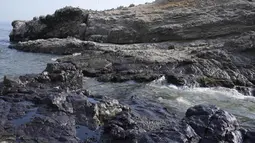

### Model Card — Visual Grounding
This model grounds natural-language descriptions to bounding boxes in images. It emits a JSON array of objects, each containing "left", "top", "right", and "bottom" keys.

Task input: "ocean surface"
[{"left": 0, "top": 22, "right": 56, "bottom": 79}]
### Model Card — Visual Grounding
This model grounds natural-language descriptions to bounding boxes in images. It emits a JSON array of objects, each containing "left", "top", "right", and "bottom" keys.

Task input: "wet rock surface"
[
  {"left": 0, "top": 75, "right": 129, "bottom": 142},
  {"left": 185, "top": 105, "right": 242, "bottom": 143},
  {"left": 0, "top": 76, "right": 249, "bottom": 143},
  {"left": 4, "top": 0, "right": 255, "bottom": 142},
  {"left": 1, "top": 72, "right": 255, "bottom": 142},
  {"left": 102, "top": 104, "right": 247, "bottom": 143}
]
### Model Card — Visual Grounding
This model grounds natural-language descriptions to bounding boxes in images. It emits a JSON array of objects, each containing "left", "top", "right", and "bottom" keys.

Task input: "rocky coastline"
[{"left": 1, "top": 0, "right": 255, "bottom": 142}]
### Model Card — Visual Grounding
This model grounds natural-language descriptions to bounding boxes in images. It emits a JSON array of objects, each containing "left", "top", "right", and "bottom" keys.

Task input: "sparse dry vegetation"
[{"left": 157, "top": 0, "right": 196, "bottom": 9}]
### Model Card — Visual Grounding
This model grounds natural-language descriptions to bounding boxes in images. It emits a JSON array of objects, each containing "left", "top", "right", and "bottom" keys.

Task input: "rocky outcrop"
[
  {"left": 5, "top": 0, "right": 255, "bottom": 142},
  {"left": 0, "top": 74, "right": 129, "bottom": 142},
  {"left": 10, "top": 0, "right": 255, "bottom": 44},
  {"left": 185, "top": 104, "right": 242, "bottom": 143},
  {"left": 8, "top": 0, "right": 255, "bottom": 95},
  {"left": 102, "top": 104, "right": 248, "bottom": 143},
  {"left": 10, "top": 7, "right": 88, "bottom": 42},
  {"left": 12, "top": 31, "right": 254, "bottom": 94},
  {"left": 0, "top": 75, "right": 249, "bottom": 143},
  {"left": 9, "top": 38, "right": 95, "bottom": 54}
]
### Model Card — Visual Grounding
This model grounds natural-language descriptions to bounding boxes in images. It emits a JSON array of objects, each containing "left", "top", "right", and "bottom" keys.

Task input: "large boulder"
[
  {"left": 41, "top": 62, "right": 83, "bottom": 89},
  {"left": 103, "top": 104, "right": 244, "bottom": 143},
  {"left": 185, "top": 104, "right": 242, "bottom": 143}
]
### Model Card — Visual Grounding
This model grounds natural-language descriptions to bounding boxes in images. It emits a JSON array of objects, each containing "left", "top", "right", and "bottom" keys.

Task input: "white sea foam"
[
  {"left": 51, "top": 58, "right": 58, "bottom": 61},
  {"left": 72, "top": 53, "right": 81, "bottom": 56}
]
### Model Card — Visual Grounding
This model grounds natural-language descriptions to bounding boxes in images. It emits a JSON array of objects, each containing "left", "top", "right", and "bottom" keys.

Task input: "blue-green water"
[{"left": 0, "top": 22, "right": 56, "bottom": 79}]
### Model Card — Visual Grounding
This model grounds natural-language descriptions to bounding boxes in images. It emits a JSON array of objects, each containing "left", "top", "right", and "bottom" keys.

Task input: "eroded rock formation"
[
  {"left": 4, "top": 0, "right": 255, "bottom": 142},
  {"left": 9, "top": 0, "right": 255, "bottom": 95}
]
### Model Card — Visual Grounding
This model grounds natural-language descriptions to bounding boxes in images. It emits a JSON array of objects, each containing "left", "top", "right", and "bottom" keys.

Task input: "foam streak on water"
[
  {"left": 83, "top": 77, "right": 255, "bottom": 126},
  {"left": 150, "top": 82, "right": 255, "bottom": 119}
]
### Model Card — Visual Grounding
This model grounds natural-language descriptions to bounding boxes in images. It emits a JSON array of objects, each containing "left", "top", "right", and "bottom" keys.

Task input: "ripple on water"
[
  {"left": 0, "top": 24, "right": 57, "bottom": 79},
  {"left": 148, "top": 82, "right": 255, "bottom": 120},
  {"left": 0, "top": 44, "right": 57, "bottom": 79}
]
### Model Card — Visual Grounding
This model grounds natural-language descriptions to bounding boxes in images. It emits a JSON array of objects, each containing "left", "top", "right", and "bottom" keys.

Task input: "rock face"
[
  {"left": 9, "top": 0, "right": 255, "bottom": 95},
  {"left": 185, "top": 105, "right": 242, "bottom": 143},
  {"left": 10, "top": 7, "right": 88, "bottom": 42},
  {"left": 10, "top": 0, "right": 255, "bottom": 44},
  {"left": 5, "top": 0, "right": 255, "bottom": 142},
  {"left": 11, "top": 32, "right": 254, "bottom": 94}
]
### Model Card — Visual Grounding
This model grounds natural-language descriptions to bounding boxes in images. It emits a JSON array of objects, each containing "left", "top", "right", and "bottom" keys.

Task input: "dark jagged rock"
[
  {"left": 15, "top": 113, "right": 78, "bottom": 143},
  {"left": 166, "top": 74, "right": 186, "bottom": 86},
  {"left": 8, "top": 0, "right": 255, "bottom": 94},
  {"left": 42, "top": 62, "right": 83, "bottom": 90},
  {"left": 3, "top": 75, "right": 21, "bottom": 87},
  {"left": 102, "top": 110, "right": 200, "bottom": 143},
  {"left": 103, "top": 111, "right": 141, "bottom": 142},
  {"left": 103, "top": 104, "right": 244, "bottom": 143},
  {"left": 185, "top": 104, "right": 242, "bottom": 143},
  {"left": 4, "top": 0, "right": 255, "bottom": 142},
  {"left": 0, "top": 75, "right": 128, "bottom": 142},
  {"left": 49, "top": 32, "right": 253, "bottom": 94},
  {"left": 8, "top": 31, "right": 255, "bottom": 95},
  {"left": 242, "top": 129, "right": 255, "bottom": 143},
  {"left": 0, "top": 73, "right": 252, "bottom": 143},
  {"left": 251, "top": 89, "right": 255, "bottom": 96},
  {"left": 10, "top": 7, "right": 88, "bottom": 42}
]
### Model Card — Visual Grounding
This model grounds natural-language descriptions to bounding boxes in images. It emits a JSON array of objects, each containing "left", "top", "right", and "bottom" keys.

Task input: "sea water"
[{"left": 0, "top": 22, "right": 56, "bottom": 79}]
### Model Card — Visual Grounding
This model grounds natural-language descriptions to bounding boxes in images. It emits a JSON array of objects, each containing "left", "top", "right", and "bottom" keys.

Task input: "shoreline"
[{"left": 1, "top": 0, "right": 255, "bottom": 142}]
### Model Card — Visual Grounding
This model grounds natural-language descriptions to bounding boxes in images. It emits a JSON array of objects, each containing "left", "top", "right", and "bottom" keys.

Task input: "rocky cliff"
[
  {"left": 9, "top": 0, "right": 255, "bottom": 95},
  {"left": 10, "top": 0, "right": 255, "bottom": 44}
]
